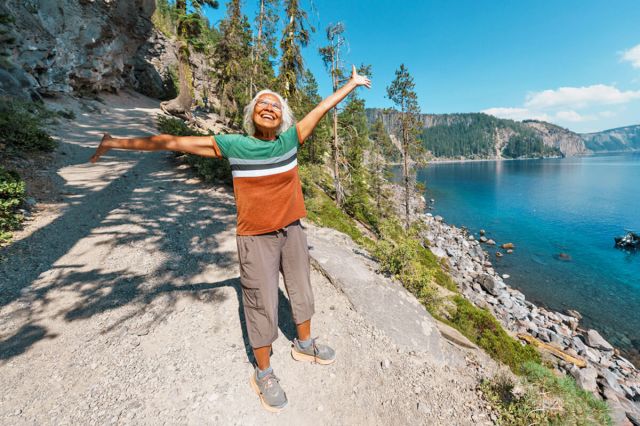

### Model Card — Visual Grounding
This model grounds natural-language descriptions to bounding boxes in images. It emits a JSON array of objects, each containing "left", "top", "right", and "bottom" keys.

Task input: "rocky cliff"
[
  {"left": 0, "top": 1, "right": 215, "bottom": 107},
  {"left": 0, "top": 0, "right": 155, "bottom": 99},
  {"left": 582, "top": 125, "right": 640, "bottom": 152},
  {"left": 522, "top": 120, "right": 590, "bottom": 157}
]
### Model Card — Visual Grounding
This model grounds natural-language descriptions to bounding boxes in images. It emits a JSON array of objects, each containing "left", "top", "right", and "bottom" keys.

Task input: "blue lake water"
[{"left": 416, "top": 153, "right": 640, "bottom": 364}]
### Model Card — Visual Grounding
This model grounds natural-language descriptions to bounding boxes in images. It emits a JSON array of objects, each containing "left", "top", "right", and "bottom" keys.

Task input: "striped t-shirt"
[{"left": 212, "top": 125, "right": 306, "bottom": 236}]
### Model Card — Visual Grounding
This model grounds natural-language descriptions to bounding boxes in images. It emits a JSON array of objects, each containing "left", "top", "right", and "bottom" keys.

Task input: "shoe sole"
[
  {"left": 290, "top": 348, "right": 336, "bottom": 365},
  {"left": 250, "top": 374, "right": 288, "bottom": 413}
]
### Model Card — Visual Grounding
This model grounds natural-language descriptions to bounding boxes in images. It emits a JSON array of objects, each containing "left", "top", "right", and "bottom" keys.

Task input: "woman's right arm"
[{"left": 89, "top": 133, "right": 220, "bottom": 163}]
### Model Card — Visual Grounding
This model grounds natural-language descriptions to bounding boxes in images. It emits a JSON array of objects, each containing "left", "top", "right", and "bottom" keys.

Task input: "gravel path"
[{"left": 0, "top": 91, "right": 496, "bottom": 425}]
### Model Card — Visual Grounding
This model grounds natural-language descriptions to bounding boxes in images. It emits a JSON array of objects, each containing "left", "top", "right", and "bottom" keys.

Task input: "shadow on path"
[{"left": 0, "top": 95, "right": 243, "bottom": 361}]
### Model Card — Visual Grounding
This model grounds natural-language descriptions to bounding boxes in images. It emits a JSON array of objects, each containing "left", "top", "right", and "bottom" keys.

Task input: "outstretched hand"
[
  {"left": 89, "top": 133, "right": 112, "bottom": 163},
  {"left": 350, "top": 65, "right": 371, "bottom": 89}
]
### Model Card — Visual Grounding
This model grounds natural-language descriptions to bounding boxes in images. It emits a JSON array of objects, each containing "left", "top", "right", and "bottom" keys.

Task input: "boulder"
[
  {"left": 570, "top": 366, "right": 598, "bottom": 393},
  {"left": 587, "top": 329, "right": 614, "bottom": 351},
  {"left": 599, "top": 370, "right": 624, "bottom": 395},
  {"left": 571, "top": 336, "right": 587, "bottom": 354},
  {"left": 511, "top": 304, "right": 529, "bottom": 320},
  {"left": 566, "top": 309, "right": 583, "bottom": 320},
  {"left": 486, "top": 239, "right": 496, "bottom": 246},
  {"left": 479, "top": 236, "right": 488, "bottom": 243},
  {"left": 584, "top": 346, "right": 601, "bottom": 363},
  {"left": 429, "top": 247, "right": 447, "bottom": 259},
  {"left": 498, "top": 294, "right": 513, "bottom": 309},
  {"left": 479, "top": 229, "right": 486, "bottom": 236},
  {"left": 478, "top": 274, "right": 506, "bottom": 297},
  {"left": 501, "top": 242, "right": 515, "bottom": 249}
]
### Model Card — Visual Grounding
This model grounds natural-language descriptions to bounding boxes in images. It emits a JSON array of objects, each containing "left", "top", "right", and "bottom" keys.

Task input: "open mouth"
[{"left": 260, "top": 113, "right": 275, "bottom": 121}]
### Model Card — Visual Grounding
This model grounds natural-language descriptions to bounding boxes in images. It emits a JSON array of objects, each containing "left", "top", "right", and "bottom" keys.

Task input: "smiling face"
[{"left": 252, "top": 93, "right": 283, "bottom": 137}]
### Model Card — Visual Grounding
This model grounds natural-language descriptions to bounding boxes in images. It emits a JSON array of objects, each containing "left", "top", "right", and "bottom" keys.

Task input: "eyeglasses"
[{"left": 256, "top": 99, "right": 282, "bottom": 112}]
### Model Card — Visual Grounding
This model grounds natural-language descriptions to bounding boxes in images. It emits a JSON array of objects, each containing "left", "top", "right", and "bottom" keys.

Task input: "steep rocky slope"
[
  {"left": 582, "top": 125, "right": 640, "bottom": 152},
  {"left": 0, "top": 1, "right": 215, "bottom": 107},
  {"left": 522, "top": 120, "right": 590, "bottom": 156}
]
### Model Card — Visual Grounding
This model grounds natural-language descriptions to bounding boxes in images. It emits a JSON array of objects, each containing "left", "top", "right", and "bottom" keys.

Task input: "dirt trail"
[{"left": 0, "top": 91, "right": 495, "bottom": 425}]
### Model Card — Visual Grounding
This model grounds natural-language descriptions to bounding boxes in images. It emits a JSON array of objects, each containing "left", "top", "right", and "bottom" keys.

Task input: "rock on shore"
[{"left": 421, "top": 213, "right": 640, "bottom": 423}]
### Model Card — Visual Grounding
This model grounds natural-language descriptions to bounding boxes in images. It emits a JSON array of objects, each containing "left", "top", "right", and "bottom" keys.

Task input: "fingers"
[{"left": 352, "top": 64, "right": 356, "bottom": 76}]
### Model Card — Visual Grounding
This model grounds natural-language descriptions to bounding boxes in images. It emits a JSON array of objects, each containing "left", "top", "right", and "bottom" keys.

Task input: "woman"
[{"left": 90, "top": 66, "right": 371, "bottom": 412}]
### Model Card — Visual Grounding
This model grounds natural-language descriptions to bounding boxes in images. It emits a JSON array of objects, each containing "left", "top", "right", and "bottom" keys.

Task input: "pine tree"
[
  {"left": 339, "top": 66, "right": 376, "bottom": 228},
  {"left": 319, "top": 22, "right": 346, "bottom": 205},
  {"left": 176, "top": 0, "right": 220, "bottom": 38},
  {"left": 296, "top": 69, "right": 330, "bottom": 164},
  {"left": 369, "top": 116, "right": 394, "bottom": 211},
  {"left": 250, "top": 0, "right": 280, "bottom": 96},
  {"left": 214, "top": 0, "right": 253, "bottom": 125},
  {"left": 279, "top": 0, "right": 313, "bottom": 101},
  {"left": 386, "top": 64, "right": 422, "bottom": 228},
  {"left": 160, "top": 0, "right": 219, "bottom": 118}
]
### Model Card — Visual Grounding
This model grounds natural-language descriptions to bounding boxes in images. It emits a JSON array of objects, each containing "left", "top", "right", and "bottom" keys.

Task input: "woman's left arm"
[{"left": 296, "top": 65, "right": 371, "bottom": 142}]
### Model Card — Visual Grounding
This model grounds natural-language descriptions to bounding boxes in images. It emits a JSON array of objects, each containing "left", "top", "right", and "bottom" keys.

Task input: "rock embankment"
[{"left": 421, "top": 213, "right": 640, "bottom": 425}]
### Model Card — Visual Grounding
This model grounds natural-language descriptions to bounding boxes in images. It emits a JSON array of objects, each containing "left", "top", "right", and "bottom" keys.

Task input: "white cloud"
[
  {"left": 524, "top": 84, "right": 640, "bottom": 109},
  {"left": 482, "top": 107, "right": 550, "bottom": 121},
  {"left": 621, "top": 44, "right": 640, "bottom": 68},
  {"left": 554, "top": 110, "right": 588, "bottom": 122}
]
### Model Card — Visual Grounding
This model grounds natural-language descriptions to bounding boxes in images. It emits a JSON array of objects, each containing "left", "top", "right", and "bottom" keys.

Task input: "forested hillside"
[{"left": 366, "top": 110, "right": 563, "bottom": 159}]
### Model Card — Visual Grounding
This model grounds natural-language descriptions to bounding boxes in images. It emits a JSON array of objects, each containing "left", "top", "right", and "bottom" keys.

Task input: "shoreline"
[
  {"left": 419, "top": 212, "right": 640, "bottom": 420},
  {"left": 426, "top": 150, "right": 640, "bottom": 165}
]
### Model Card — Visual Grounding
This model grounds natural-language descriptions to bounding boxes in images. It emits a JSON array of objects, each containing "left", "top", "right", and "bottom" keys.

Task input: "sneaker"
[
  {"left": 250, "top": 368, "right": 288, "bottom": 413},
  {"left": 291, "top": 338, "right": 336, "bottom": 365}
]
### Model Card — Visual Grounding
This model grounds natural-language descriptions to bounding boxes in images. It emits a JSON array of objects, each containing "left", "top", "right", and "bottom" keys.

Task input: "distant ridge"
[
  {"left": 366, "top": 108, "right": 640, "bottom": 159},
  {"left": 581, "top": 124, "right": 640, "bottom": 152}
]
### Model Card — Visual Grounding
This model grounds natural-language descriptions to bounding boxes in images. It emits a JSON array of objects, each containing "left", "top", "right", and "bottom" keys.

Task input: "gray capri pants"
[{"left": 236, "top": 220, "right": 315, "bottom": 348}]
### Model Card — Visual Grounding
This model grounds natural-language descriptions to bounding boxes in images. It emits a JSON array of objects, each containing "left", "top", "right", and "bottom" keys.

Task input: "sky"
[{"left": 203, "top": 0, "right": 640, "bottom": 133}]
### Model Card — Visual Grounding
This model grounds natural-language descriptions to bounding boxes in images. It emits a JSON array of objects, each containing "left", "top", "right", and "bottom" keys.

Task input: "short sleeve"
[
  {"left": 279, "top": 125, "right": 301, "bottom": 150},
  {"left": 212, "top": 133, "right": 243, "bottom": 158}
]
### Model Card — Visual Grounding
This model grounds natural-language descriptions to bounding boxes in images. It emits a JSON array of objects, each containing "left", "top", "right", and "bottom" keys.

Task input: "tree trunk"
[
  {"left": 160, "top": 43, "right": 193, "bottom": 120},
  {"left": 249, "top": 0, "right": 265, "bottom": 98},
  {"left": 332, "top": 107, "right": 342, "bottom": 205},
  {"left": 401, "top": 109, "right": 410, "bottom": 228},
  {"left": 330, "top": 54, "right": 342, "bottom": 206}
]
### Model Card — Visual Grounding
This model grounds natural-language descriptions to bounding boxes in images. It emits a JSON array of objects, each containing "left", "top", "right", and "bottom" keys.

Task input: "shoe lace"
[{"left": 294, "top": 337, "right": 322, "bottom": 363}]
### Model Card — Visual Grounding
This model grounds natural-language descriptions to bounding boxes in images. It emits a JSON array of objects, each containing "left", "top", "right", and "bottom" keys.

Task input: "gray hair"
[{"left": 243, "top": 89, "right": 295, "bottom": 136}]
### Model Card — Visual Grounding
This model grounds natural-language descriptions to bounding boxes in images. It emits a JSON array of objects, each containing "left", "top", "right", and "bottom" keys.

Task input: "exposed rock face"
[
  {"left": 582, "top": 125, "right": 640, "bottom": 152},
  {"left": 130, "top": 29, "right": 217, "bottom": 106},
  {"left": 522, "top": 120, "right": 590, "bottom": 157},
  {"left": 1, "top": 0, "right": 155, "bottom": 97}
]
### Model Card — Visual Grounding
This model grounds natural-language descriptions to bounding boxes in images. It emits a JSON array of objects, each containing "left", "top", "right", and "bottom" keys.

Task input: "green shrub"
[
  {"left": 448, "top": 296, "right": 540, "bottom": 371},
  {"left": 0, "top": 98, "right": 56, "bottom": 153},
  {"left": 482, "top": 361, "right": 611, "bottom": 425},
  {"left": 299, "top": 165, "right": 375, "bottom": 250},
  {"left": 57, "top": 109, "right": 76, "bottom": 120},
  {"left": 156, "top": 115, "right": 232, "bottom": 184},
  {"left": 0, "top": 167, "right": 25, "bottom": 244}
]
